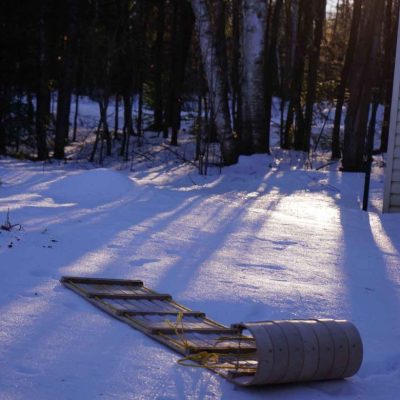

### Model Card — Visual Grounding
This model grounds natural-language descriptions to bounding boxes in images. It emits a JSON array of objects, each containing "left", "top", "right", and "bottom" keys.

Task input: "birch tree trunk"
[
  {"left": 190, "top": 0, "right": 238, "bottom": 165},
  {"left": 240, "top": 0, "right": 268, "bottom": 154}
]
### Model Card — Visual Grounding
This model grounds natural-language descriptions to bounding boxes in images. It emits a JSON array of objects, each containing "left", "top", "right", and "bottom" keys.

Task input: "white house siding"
[{"left": 383, "top": 10, "right": 400, "bottom": 213}]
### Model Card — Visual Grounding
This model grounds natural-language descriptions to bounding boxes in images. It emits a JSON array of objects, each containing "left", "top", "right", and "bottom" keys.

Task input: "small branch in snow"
[
  {"left": 132, "top": 150, "right": 154, "bottom": 162},
  {"left": 304, "top": 173, "right": 341, "bottom": 194},
  {"left": 315, "top": 160, "right": 339, "bottom": 171},
  {"left": 160, "top": 144, "right": 198, "bottom": 168},
  {"left": 1, "top": 208, "right": 23, "bottom": 232},
  {"left": 187, "top": 173, "right": 200, "bottom": 186}
]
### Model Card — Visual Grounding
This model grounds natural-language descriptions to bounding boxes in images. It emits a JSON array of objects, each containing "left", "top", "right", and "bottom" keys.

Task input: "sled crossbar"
[{"left": 86, "top": 292, "right": 172, "bottom": 300}]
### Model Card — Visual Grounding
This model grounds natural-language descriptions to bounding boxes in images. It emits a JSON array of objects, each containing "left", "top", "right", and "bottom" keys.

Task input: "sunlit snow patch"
[{"left": 42, "top": 169, "right": 136, "bottom": 207}]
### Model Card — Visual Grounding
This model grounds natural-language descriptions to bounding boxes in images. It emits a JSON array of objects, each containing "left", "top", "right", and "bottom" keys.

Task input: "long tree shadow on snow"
[
  {"left": 151, "top": 167, "right": 330, "bottom": 327},
  {"left": 328, "top": 170, "right": 400, "bottom": 392}
]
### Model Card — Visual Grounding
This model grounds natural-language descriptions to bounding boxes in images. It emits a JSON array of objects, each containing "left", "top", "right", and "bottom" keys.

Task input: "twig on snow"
[
  {"left": 1, "top": 208, "right": 23, "bottom": 231},
  {"left": 160, "top": 144, "right": 198, "bottom": 168}
]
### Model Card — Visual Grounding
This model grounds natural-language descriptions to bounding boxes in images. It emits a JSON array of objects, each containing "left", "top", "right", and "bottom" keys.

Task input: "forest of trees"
[{"left": 0, "top": 0, "right": 398, "bottom": 171}]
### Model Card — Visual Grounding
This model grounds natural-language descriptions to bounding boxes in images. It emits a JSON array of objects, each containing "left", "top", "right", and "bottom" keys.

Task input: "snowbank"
[{"left": 43, "top": 168, "right": 136, "bottom": 207}]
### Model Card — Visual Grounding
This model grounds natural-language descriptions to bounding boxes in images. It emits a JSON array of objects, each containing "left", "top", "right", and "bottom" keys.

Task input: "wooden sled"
[{"left": 60, "top": 276, "right": 363, "bottom": 386}]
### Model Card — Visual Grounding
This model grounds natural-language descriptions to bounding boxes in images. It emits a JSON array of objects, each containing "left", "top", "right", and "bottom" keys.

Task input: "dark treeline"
[{"left": 0, "top": 0, "right": 398, "bottom": 171}]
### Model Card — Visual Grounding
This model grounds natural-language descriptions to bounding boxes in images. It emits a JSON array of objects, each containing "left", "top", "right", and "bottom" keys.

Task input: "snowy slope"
[{"left": 0, "top": 155, "right": 399, "bottom": 400}]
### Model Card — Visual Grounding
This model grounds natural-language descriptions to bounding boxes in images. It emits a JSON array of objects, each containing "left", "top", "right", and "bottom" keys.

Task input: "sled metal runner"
[{"left": 60, "top": 276, "right": 363, "bottom": 386}]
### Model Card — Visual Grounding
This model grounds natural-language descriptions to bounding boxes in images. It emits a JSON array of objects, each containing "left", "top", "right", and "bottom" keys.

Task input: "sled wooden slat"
[
  {"left": 60, "top": 276, "right": 143, "bottom": 286},
  {"left": 150, "top": 326, "right": 240, "bottom": 335},
  {"left": 86, "top": 292, "right": 172, "bottom": 300},
  {"left": 228, "top": 371, "right": 258, "bottom": 378},
  {"left": 168, "top": 333, "right": 254, "bottom": 347},
  {"left": 188, "top": 346, "right": 257, "bottom": 354},
  {"left": 110, "top": 300, "right": 183, "bottom": 313},
  {"left": 116, "top": 310, "right": 206, "bottom": 317}
]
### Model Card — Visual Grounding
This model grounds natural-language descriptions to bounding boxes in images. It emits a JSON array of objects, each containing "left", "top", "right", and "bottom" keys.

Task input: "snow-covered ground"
[{"left": 0, "top": 151, "right": 399, "bottom": 399}]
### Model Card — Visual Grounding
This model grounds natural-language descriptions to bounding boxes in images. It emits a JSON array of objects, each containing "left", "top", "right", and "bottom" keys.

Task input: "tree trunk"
[
  {"left": 302, "top": 0, "right": 326, "bottom": 152},
  {"left": 90, "top": 119, "right": 102, "bottom": 163},
  {"left": 380, "top": 0, "right": 398, "bottom": 153},
  {"left": 291, "top": 0, "right": 314, "bottom": 151},
  {"left": 342, "top": 0, "right": 384, "bottom": 171},
  {"left": 331, "top": 0, "right": 362, "bottom": 160},
  {"left": 265, "top": 0, "right": 283, "bottom": 153},
  {"left": 280, "top": 0, "right": 299, "bottom": 149},
  {"left": 135, "top": 0, "right": 146, "bottom": 140},
  {"left": 0, "top": 89, "right": 6, "bottom": 154},
  {"left": 171, "top": 3, "right": 194, "bottom": 147},
  {"left": 36, "top": 0, "right": 50, "bottom": 160},
  {"left": 0, "top": 119, "right": 6, "bottom": 155},
  {"left": 290, "top": 0, "right": 300, "bottom": 68},
  {"left": 99, "top": 96, "right": 111, "bottom": 157},
  {"left": 284, "top": 0, "right": 311, "bottom": 150},
  {"left": 114, "top": 95, "right": 119, "bottom": 139},
  {"left": 137, "top": 87, "right": 143, "bottom": 138},
  {"left": 240, "top": 0, "right": 269, "bottom": 154},
  {"left": 121, "top": 94, "right": 133, "bottom": 157},
  {"left": 153, "top": 0, "right": 165, "bottom": 134},
  {"left": 54, "top": 0, "right": 80, "bottom": 159},
  {"left": 190, "top": 0, "right": 238, "bottom": 165},
  {"left": 169, "top": 1, "right": 181, "bottom": 146},
  {"left": 0, "top": 130, "right": 5, "bottom": 155},
  {"left": 72, "top": 94, "right": 79, "bottom": 142},
  {"left": 231, "top": 0, "right": 241, "bottom": 135}
]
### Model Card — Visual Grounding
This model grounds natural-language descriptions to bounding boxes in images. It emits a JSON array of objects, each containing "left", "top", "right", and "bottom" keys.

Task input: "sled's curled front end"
[{"left": 228, "top": 319, "right": 363, "bottom": 386}]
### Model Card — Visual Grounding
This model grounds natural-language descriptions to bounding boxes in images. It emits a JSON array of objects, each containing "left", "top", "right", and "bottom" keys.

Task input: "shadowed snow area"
[{"left": 0, "top": 156, "right": 399, "bottom": 399}]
